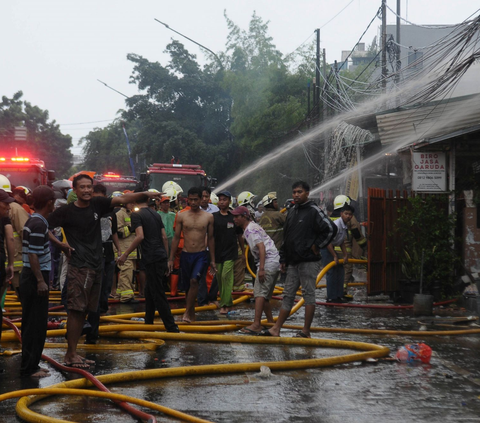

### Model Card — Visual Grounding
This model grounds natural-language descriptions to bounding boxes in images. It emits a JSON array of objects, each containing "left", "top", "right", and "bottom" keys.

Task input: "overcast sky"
[{"left": 1, "top": 0, "right": 478, "bottom": 157}]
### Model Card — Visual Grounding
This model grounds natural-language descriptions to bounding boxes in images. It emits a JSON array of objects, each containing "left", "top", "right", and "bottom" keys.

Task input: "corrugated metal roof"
[{"left": 376, "top": 94, "right": 480, "bottom": 147}]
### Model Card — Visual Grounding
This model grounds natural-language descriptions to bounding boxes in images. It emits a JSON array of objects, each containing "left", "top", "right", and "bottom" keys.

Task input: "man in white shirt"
[{"left": 232, "top": 206, "right": 280, "bottom": 334}]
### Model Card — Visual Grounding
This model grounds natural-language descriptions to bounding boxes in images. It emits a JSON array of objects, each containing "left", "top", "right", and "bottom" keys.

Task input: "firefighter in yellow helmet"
[
  {"left": 0, "top": 175, "right": 29, "bottom": 297},
  {"left": 330, "top": 195, "right": 367, "bottom": 297},
  {"left": 237, "top": 191, "right": 256, "bottom": 220}
]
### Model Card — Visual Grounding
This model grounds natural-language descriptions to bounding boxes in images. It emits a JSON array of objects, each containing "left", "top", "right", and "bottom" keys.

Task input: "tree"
[
  {"left": 222, "top": 12, "right": 307, "bottom": 159},
  {"left": 79, "top": 11, "right": 318, "bottom": 193},
  {"left": 0, "top": 91, "right": 73, "bottom": 177},
  {"left": 80, "top": 121, "right": 132, "bottom": 174}
]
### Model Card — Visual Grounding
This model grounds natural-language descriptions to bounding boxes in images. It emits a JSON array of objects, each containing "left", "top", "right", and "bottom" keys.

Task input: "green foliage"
[
  {"left": 79, "top": 11, "right": 316, "bottom": 195},
  {"left": 0, "top": 91, "right": 73, "bottom": 178},
  {"left": 80, "top": 121, "right": 132, "bottom": 174},
  {"left": 395, "top": 195, "right": 459, "bottom": 294}
]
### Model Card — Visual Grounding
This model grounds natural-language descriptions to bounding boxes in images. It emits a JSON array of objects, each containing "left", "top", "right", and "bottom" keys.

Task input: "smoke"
[{"left": 214, "top": 28, "right": 480, "bottom": 198}]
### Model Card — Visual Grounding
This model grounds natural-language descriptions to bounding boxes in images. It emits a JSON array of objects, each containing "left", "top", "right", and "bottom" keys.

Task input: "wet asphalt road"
[{"left": 1, "top": 290, "right": 480, "bottom": 422}]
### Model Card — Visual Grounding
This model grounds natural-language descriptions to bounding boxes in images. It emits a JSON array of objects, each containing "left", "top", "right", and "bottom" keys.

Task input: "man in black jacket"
[{"left": 259, "top": 181, "right": 336, "bottom": 338}]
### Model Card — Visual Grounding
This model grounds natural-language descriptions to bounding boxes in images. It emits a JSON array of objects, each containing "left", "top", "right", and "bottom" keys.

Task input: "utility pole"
[
  {"left": 381, "top": 0, "right": 387, "bottom": 95},
  {"left": 307, "top": 80, "right": 311, "bottom": 125},
  {"left": 322, "top": 48, "right": 327, "bottom": 121},
  {"left": 395, "top": 0, "right": 401, "bottom": 83},
  {"left": 315, "top": 29, "right": 321, "bottom": 120}
]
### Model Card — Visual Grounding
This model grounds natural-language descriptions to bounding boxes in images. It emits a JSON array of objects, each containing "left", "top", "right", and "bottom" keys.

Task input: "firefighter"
[
  {"left": 0, "top": 174, "right": 29, "bottom": 298},
  {"left": 210, "top": 192, "right": 219, "bottom": 207},
  {"left": 258, "top": 192, "right": 286, "bottom": 250},
  {"left": 115, "top": 200, "right": 137, "bottom": 303},
  {"left": 162, "top": 181, "right": 184, "bottom": 211},
  {"left": 331, "top": 195, "right": 367, "bottom": 296},
  {"left": 237, "top": 191, "right": 257, "bottom": 220}
]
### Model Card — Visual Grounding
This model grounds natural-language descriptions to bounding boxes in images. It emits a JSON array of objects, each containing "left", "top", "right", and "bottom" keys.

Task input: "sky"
[{"left": 1, "top": 0, "right": 478, "bottom": 157}]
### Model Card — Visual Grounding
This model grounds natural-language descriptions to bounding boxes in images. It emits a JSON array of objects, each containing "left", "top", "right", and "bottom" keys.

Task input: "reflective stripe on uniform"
[
  {"left": 334, "top": 246, "right": 352, "bottom": 253},
  {"left": 114, "top": 251, "right": 137, "bottom": 259},
  {"left": 5, "top": 260, "right": 23, "bottom": 268},
  {"left": 116, "top": 288, "right": 134, "bottom": 296},
  {"left": 264, "top": 228, "right": 283, "bottom": 234}
]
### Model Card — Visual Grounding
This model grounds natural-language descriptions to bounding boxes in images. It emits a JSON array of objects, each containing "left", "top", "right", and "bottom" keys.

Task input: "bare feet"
[
  {"left": 239, "top": 327, "right": 262, "bottom": 335},
  {"left": 181, "top": 313, "right": 194, "bottom": 323},
  {"left": 219, "top": 307, "right": 229, "bottom": 315},
  {"left": 65, "top": 354, "right": 95, "bottom": 367},
  {"left": 30, "top": 368, "right": 50, "bottom": 378},
  {"left": 258, "top": 328, "right": 280, "bottom": 337}
]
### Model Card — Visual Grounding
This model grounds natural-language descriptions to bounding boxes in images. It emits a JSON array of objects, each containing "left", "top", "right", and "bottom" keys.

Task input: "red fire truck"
[
  {"left": 142, "top": 163, "right": 215, "bottom": 191},
  {"left": 93, "top": 172, "right": 139, "bottom": 196},
  {"left": 0, "top": 156, "right": 55, "bottom": 189}
]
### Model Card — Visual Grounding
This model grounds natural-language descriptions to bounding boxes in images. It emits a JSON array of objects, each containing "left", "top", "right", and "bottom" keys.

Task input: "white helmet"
[
  {"left": 0, "top": 174, "right": 12, "bottom": 193},
  {"left": 17, "top": 185, "right": 32, "bottom": 195},
  {"left": 210, "top": 192, "right": 219, "bottom": 205},
  {"left": 238, "top": 191, "right": 256, "bottom": 208},
  {"left": 148, "top": 188, "right": 160, "bottom": 193},
  {"left": 164, "top": 187, "right": 178, "bottom": 202},
  {"left": 262, "top": 192, "right": 277, "bottom": 208},
  {"left": 333, "top": 194, "right": 351, "bottom": 210},
  {"left": 162, "top": 181, "right": 183, "bottom": 195}
]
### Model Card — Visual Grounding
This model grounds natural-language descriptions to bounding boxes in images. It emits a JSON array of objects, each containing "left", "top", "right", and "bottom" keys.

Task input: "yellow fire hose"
[
  {"left": 3, "top": 333, "right": 389, "bottom": 423},
  {"left": 7, "top": 389, "right": 213, "bottom": 423},
  {"left": 2, "top": 257, "right": 477, "bottom": 423}
]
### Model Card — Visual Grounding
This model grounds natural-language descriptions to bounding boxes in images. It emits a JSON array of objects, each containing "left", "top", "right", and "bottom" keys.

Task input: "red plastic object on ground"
[{"left": 395, "top": 343, "right": 432, "bottom": 363}]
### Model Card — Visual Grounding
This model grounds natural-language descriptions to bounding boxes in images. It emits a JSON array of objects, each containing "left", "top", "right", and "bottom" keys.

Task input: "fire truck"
[
  {"left": 0, "top": 156, "right": 55, "bottom": 189},
  {"left": 93, "top": 172, "right": 139, "bottom": 196},
  {"left": 141, "top": 163, "right": 215, "bottom": 191}
]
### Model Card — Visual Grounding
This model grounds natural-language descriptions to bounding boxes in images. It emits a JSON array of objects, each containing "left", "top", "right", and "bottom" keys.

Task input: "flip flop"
[
  {"left": 80, "top": 357, "right": 95, "bottom": 365},
  {"left": 257, "top": 329, "right": 279, "bottom": 337},
  {"left": 294, "top": 331, "right": 311, "bottom": 338},
  {"left": 239, "top": 327, "right": 261, "bottom": 335}
]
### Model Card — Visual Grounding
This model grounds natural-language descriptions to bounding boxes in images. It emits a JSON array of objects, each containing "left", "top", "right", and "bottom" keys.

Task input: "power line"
[
  {"left": 284, "top": 31, "right": 315, "bottom": 58},
  {"left": 60, "top": 119, "right": 116, "bottom": 126},
  {"left": 320, "top": 0, "right": 355, "bottom": 29}
]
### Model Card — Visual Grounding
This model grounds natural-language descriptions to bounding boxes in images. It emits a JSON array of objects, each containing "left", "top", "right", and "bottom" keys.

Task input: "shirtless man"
[{"left": 168, "top": 186, "right": 216, "bottom": 323}]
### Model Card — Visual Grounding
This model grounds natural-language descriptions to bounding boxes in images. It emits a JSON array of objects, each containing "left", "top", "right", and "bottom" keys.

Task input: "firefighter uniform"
[
  {"left": 258, "top": 210, "right": 286, "bottom": 250},
  {"left": 116, "top": 206, "right": 137, "bottom": 302},
  {"left": 330, "top": 212, "right": 366, "bottom": 288},
  {"left": 344, "top": 215, "right": 367, "bottom": 283},
  {"left": 8, "top": 202, "right": 29, "bottom": 294}
]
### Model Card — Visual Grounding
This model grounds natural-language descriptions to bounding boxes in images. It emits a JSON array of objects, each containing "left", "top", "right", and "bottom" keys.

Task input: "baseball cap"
[
  {"left": 160, "top": 196, "right": 170, "bottom": 202},
  {"left": 231, "top": 206, "right": 250, "bottom": 217},
  {"left": 217, "top": 190, "right": 232, "bottom": 198},
  {"left": 32, "top": 185, "right": 55, "bottom": 203},
  {"left": 0, "top": 189, "right": 14, "bottom": 203}
]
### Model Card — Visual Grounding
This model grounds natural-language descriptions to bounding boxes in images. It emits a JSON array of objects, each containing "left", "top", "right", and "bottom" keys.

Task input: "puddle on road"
[{"left": 1, "top": 297, "right": 480, "bottom": 422}]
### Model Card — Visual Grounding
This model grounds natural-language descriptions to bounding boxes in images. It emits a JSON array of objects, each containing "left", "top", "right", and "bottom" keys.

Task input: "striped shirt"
[{"left": 22, "top": 213, "right": 51, "bottom": 271}]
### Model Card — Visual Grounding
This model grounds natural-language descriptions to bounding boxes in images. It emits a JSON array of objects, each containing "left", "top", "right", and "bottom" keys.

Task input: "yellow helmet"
[
  {"left": 238, "top": 191, "right": 256, "bottom": 208},
  {"left": 164, "top": 187, "right": 178, "bottom": 202},
  {"left": 333, "top": 194, "right": 351, "bottom": 210},
  {"left": 261, "top": 192, "right": 277, "bottom": 207},
  {"left": 210, "top": 192, "right": 219, "bottom": 205},
  {"left": 162, "top": 181, "right": 183, "bottom": 195}
]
